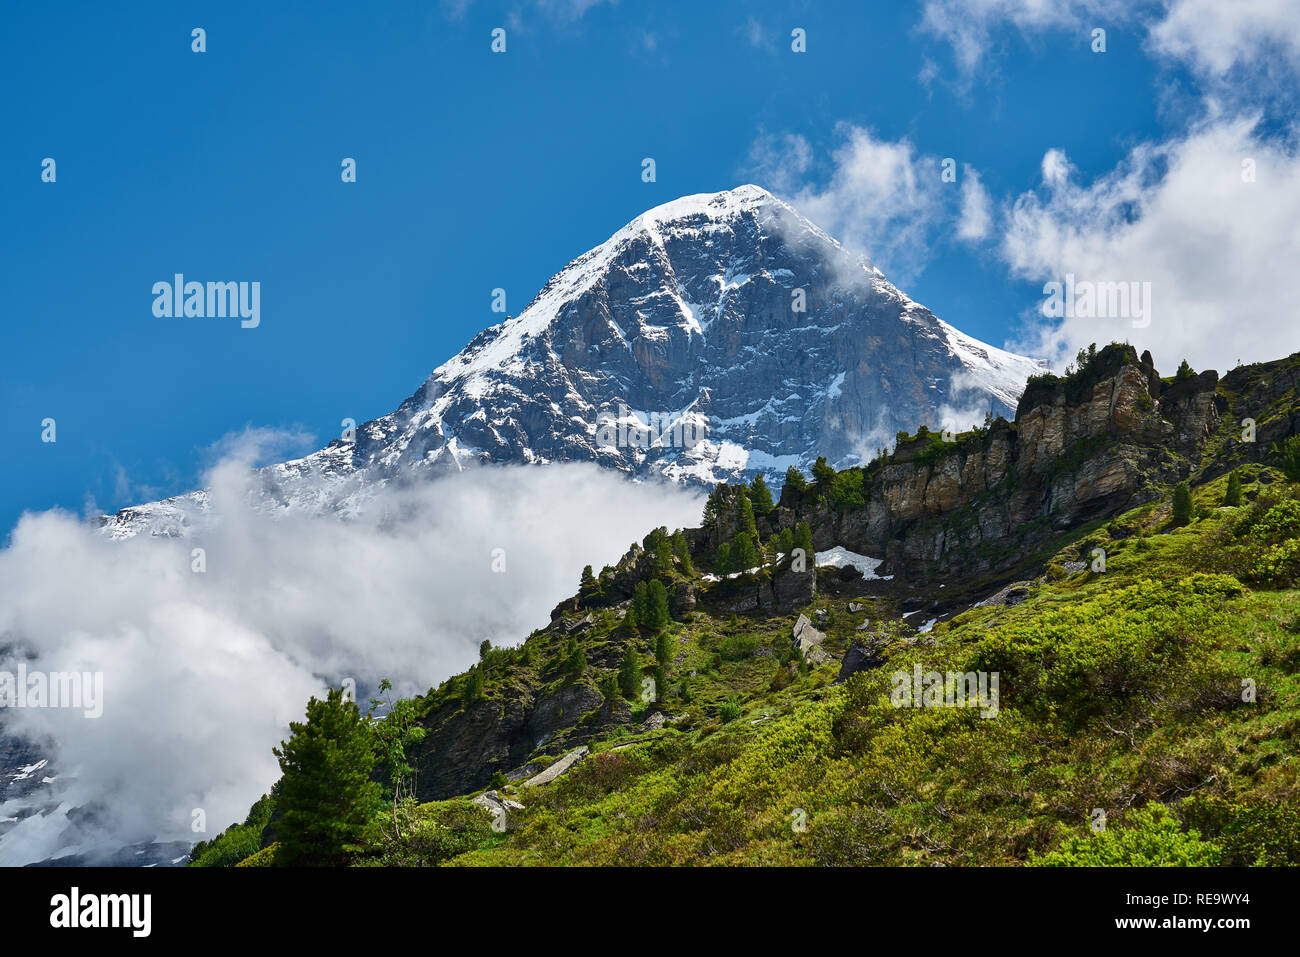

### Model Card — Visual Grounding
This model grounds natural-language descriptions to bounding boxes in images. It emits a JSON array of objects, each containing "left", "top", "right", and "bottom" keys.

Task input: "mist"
[{"left": 0, "top": 460, "right": 703, "bottom": 865}]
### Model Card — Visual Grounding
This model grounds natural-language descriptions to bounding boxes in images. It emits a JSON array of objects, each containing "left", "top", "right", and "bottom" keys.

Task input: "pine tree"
[
  {"left": 702, "top": 485, "right": 724, "bottom": 526},
  {"left": 737, "top": 488, "right": 758, "bottom": 538},
  {"left": 655, "top": 542, "right": 673, "bottom": 575},
  {"left": 784, "top": 466, "right": 808, "bottom": 492},
  {"left": 775, "top": 527, "right": 794, "bottom": 555},
  {"left": 580, "top": 564, "right": 596, "bottom": 590},
  {"left": 1172, "top": 481, "right": 1193, "bottom": 527},
  {"left": 715, "top": 541, "right": 732, "bottom": 575},
  {"left": 646, "top": 579, "right": 671, "bottom": 629},
  {"left": 655, "top": 631, "right": 675, "bottom": 668},
  {"left": 1175, "top": 359, "right": 1195, "bottom": 381},
  {"left": 631, "top": 580, "right": 649, "bottom": 624},
  {"left": 793, "top": 521, "right": 813, "bottom": 557},
  {"left": 273, "top": 688, "right": 382, "bottom": 866},
  {"left": 462, "top": 667, "right": 484, "bottom": 707},
  {"left": 1224, "top": 470, "right": 1243, "bottom": 507},
  {"left": 618, "top": 648, "right": 643, "bottom": 699},
  {"left": 671, "top": 530, "right": 695, "bottom": 575},
  {"left": 731, "top": 531, "right": 759, "bottom": 572},
  {"left": 749, "top": 474, "right": 774, "bottom": 513},
  {"left": 562, "top": 637, "right": 587, "bottom": 676},
  {"left": 812, "top": 455, "right": 836, "bottom": 489}
]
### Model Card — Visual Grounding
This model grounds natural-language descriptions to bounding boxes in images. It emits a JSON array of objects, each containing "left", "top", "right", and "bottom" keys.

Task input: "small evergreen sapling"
[
  {"left": 1172, "top": 481, "right": 1193, "bottom": 527},
  {"left": 1224, "top": 471, "right": 1243, "bottom": 507}
]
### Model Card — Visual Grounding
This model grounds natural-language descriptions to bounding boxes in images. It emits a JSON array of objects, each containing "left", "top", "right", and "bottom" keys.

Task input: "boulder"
[
  {"left": 521, "top": 746, "right": 589, "bottom": 788},
  {"left": 792, "top": 614, "right": 832, "bottom": 665},
  {"left": 471, "top": 789, "right": 525, "bottom": 814}
]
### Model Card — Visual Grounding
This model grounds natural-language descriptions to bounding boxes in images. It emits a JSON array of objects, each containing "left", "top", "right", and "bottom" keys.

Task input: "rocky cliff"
[
  {"left": 769, "top": 344, "right": 1252, "bottom": 584},
  {"left": 404, "top": 344, "right": 1300, "bottom": 802}
]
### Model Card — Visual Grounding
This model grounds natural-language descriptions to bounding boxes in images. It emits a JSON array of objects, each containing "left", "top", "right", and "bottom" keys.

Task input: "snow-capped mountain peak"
[{"left": 101, "top": 185, "right": 1044, "bottom": 540}]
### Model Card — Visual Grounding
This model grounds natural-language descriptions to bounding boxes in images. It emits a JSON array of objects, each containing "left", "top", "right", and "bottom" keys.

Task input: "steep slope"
[
  {"left": 202, "top": 346, "right": 1300, "bottom": 868},
  {"left": 101, "top": 185, "right": 1041, "bottom": 540}
]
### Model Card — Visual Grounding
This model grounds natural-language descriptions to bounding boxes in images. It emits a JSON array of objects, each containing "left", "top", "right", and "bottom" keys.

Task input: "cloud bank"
[{"left": 0, "top": 458, "right": 702, "bottom": 865}]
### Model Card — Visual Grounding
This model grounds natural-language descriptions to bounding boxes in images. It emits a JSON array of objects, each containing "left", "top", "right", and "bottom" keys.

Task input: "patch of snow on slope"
[
  {"left": 936, "top": 319, "right": 1046, "bottom": 409},
  {"left": 815, "top": 546, "right": 890, "bottom": 579}
]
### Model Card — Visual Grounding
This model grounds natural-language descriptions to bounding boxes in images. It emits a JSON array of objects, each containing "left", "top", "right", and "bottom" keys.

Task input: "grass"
[{"left": 386, "top": 484, "right": 1300, "bottom": 867}]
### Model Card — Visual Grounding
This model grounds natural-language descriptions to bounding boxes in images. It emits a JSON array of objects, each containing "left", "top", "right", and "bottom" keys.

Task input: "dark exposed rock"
[
  {"left": 976, "top": 582, "right": 1034, "bottom": 607},
  {"left": 837, "top": 637, "right": 888, "bottom": 683}
]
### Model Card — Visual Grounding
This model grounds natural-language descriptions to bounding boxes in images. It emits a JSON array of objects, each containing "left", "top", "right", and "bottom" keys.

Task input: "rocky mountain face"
[
  {"left": 100, "top": 185, "right": 1041, "bottom": 539},
  {"left": 404, "top": 345, "right": 1300, "bottom": 799},
  {"left": 768, "top": 345, "right": 1229, "bottom": 584}
]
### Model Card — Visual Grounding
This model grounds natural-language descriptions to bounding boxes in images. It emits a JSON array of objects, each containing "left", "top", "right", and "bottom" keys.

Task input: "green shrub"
[
  {"left": 1271, "top": 435, "right": 1300, "bottom": 482},
  {"left": 1181, "top": 795, "right": 1300, "bottom": 866},
  {"left": 1030, "top": 803, "right": 1220, "bottom": 866},
  {"left": 718, "top": 632, "right": 758, "bottom": 661},
  {"left": 971, "top": 575, "right": 1241, "bottom": 721},
  {"left": 358, "top": 799, "right": 493, "bottom": 866}
]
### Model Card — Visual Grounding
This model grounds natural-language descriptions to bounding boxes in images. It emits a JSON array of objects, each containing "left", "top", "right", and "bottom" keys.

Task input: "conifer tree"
[
  {"left": 715, "top": 541, "right": 732, "bottom": 575},
  {"left": 562, "top": 637, "right": 587, "bottom": 676},
  {"left": 749, "top": 473, "right": 774, "bottom": 513},
  {"left": 1172, "top": 481, "right": 1193, "bottom": 527},
  {"left": 811, "top": 455, "right": 836, "bottom": 489},
  {"left": 463, "top": 666, "right": 485, "bottom": 707},
  {"left": 737, "top": 488, "right": 758, "bottom": 538},
  {"left": 631, "top": 580, "right": 649, "bottom": 624},
  {"left": 793, "top": 521, "right": 813, "bottom": 557},
  {"left": 731, "top": 531, "right": 759, "bottom": 572},
  {"left": 655, "top": 631, "right": 675, "bottom": 668},
  {"left": 580, "top": 564, "right": 596, "bottom": 590},
  {"left": 784, "top": 466, "right": 808, "bottom": 491},
  {"left": 1224, "top": 471, "right": 1243, "bottom": 507},
  {"left": 671, "top": 529, "right": 695, "bottom": 575},
  {"left": 775, "top": 527, "right": 794, "bottom": 554},
  {"left": 273, "top": 688, "right": 381, "bottom": 866},
  {"left": 646, "top": 579, "right": 671, "bottom": 629},
  {"left": 618, "top": 647, "right": 643, "bottom": 699},
  {"left": 702, "top": 485, "right": 725, "bottom": 525}
]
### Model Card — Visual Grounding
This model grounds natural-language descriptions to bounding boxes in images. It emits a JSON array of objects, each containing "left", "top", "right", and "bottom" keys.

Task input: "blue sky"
[{"left": 3, "top": 0, "right": 1297, "bottom": 534}]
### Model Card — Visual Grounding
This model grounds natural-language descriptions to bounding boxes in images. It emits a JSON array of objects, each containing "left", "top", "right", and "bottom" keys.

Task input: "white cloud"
[
  {"left": 919, "top": 0, "right": 1300, "bottom": 92},
  {"left": 1151, "top": 0, "right": 1300, "bottom": 78},
  {"left": 748, "top": 126, "right": 955, "bottom": 283},
  {"left": 1002, "top": 114, "right": 1300, "bottom": 372},
  {"left": 918, "top": 0, "right": 1122, "bottom": 76},
  {"left": 957, "top": 166, "right": 994, "bottom": 240},
  {"left": 747, "top": 126, "right": 996, "bottom": 283},
  {"left": 0, "top": 459, "right": 702, "bottom": 865}
]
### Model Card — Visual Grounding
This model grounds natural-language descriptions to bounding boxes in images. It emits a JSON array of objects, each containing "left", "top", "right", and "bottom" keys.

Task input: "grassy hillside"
[{"left": 206, "top": 462, "right": 1300, "bottom": 867}]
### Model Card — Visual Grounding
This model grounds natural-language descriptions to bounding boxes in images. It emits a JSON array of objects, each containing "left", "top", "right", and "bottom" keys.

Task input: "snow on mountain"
[{"left": 100, "top": 184, "right": 1045, "bottom": 540}]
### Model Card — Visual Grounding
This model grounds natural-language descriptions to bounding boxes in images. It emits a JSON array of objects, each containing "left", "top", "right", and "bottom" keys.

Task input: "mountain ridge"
[
  {"left": 194, "top": 342, "right": 1300, "bottom": 867},
  {"left": 100, "top": 185, "right": 1043, "bottom": 540}
]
